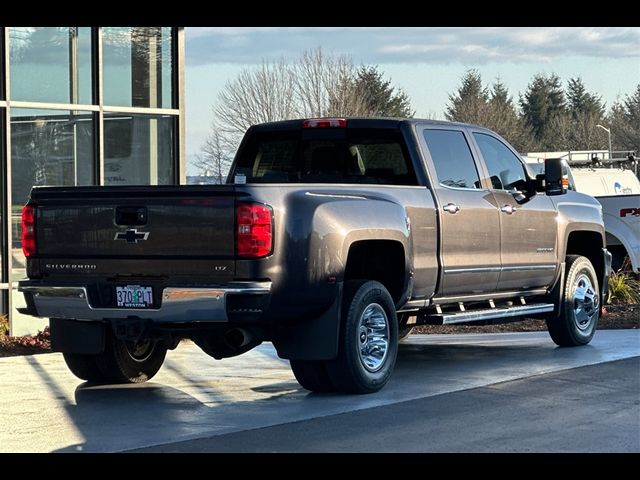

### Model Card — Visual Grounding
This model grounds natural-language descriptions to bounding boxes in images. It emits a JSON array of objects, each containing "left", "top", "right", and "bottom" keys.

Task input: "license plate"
[{"left": 116, "top": 285, "right": 153, "bottom": 308}]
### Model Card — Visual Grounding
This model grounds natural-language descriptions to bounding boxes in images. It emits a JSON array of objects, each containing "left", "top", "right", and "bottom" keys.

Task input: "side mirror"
[{"left": 543, "top": 158, "right": 568, "bottom": 196}]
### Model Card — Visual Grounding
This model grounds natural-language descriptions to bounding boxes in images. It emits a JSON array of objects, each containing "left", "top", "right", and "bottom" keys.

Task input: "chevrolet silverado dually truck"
[{"left": 18, "top": 118, "right": 612, "bottom": 394}]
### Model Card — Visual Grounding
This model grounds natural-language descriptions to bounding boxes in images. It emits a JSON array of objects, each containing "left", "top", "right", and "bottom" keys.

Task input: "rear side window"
[
  {"left": 234, "top": 129, "right": 418, "bottom": 185},
  {"left": 423, "top": 129, "right": 480, "bottom": 189}
]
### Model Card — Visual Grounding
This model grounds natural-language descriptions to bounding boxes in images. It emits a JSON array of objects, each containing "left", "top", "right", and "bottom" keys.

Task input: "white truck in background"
[{"left": 524, "top": 150, "right": 639, "bottom": 273}]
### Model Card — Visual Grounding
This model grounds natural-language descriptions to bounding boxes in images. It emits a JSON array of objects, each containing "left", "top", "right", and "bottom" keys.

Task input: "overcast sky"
[{"left": 185, "top": 27, "right": 640, "bottom": 173}]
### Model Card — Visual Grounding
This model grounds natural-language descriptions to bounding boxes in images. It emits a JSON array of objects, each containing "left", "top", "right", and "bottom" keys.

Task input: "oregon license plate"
[{"left": 116, "top": 285, "right": 153, "bottom": 308}]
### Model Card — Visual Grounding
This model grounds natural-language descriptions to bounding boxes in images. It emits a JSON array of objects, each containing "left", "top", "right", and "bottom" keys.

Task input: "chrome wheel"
[
  {"left": 357, "top": 303, "right": 390, "bottom": 372},
  {"left": 572, "top": 273, "right": 599, "bottom": 331}
]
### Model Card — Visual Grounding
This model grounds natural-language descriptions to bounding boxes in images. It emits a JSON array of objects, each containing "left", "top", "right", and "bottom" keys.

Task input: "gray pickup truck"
[{"left": 18, "top": 118, "right": 611, "bottom": 393}]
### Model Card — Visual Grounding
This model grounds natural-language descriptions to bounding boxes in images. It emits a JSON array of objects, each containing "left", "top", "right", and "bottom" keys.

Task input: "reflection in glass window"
[
  {"left": 10, "top": 108, "right": 94, "bottom": 280},
  {"left": 103, "top": 27, "right": 173, "bottom": 108},
  {"left": 1, "top": 108, "right": 6, "bottom": 285},
  {"left": 104, "top": 113, "right": 174, "bottom": 185},
  {"left": 9, "top": 27, "right": 92, "bottom": 104},
  {"left": 423, "top": 129, "right": 480, "bottom": 189},
  {"left": 473, "top": 133, "right": 528, "bottom": 191}
]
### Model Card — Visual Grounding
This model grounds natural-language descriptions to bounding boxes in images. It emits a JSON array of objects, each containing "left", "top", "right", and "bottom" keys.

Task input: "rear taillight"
[
  {"left": 236, "top": 203, "right": 273, "bottom": 258},
  {"left": 22, "top": 205, "right": 36, "bottom": 258},
  {"left": 302, "top": 118, "right": 347, "bottom": 128}
]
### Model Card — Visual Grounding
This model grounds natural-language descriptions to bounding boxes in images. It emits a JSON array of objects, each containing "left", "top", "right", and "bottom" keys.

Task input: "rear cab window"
[{"left": 233, "top": 127, "right": 418, "bottom": 186}]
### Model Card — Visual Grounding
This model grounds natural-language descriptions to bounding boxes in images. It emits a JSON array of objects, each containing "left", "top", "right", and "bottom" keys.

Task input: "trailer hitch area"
[{"left": 111, "top": 318, "right": 151, "bottom": 343}]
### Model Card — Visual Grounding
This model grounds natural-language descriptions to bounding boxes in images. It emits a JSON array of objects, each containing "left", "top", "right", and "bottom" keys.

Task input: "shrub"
[
  {"left": 14, "top": 326, "right": 50, "bottom": 349},
  {"left": 607, "top": 271, "right": 640, "bottom": 304},
  {"left": 0, "top": 315, "right": 8, "bottom": 341}
]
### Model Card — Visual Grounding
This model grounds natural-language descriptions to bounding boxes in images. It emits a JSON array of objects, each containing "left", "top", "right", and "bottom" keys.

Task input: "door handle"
[
  {"left": 442, "top": 203, "right": 460, "bottom": 214},
  {"left": 500, "top": 204, "right": 517, "bottom": 215}
]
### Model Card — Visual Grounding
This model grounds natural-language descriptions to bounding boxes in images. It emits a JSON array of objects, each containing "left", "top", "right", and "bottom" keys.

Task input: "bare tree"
[
  {"left": 609, "top": 85, "right": 640, "bottom": 153},
  {"left": 192, "top": 126, "right": 233, "bottom": 182},
  {"left": 194, "top": 48, "right": 413, "bottom": 176},
  {"left": 293, "top": 48, "right": 369, "bottom": 117},
  {"left": 214, "top": 58, "right": 297, "bottom": 148}
]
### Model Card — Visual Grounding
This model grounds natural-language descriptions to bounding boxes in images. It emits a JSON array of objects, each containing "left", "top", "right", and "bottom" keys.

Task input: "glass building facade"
[{"left": 0, "top": 27, "right": 185, "bottom": 334}]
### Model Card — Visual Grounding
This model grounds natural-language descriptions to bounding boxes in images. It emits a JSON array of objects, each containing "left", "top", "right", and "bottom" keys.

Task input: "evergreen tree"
[
  {"left": 519, "top": 73, "right": 566, "bottom": 147},
  {"left": 445, "top": 69, "right": 489, "bottom": 123},
  {"left": 488, "top": 80, "right": 533, "bottom": 152},
  {"left": 566, "top": 77, "right": 605, "bottom": 119},
  {"left": 353, "top": 66, "right": 414, "bottom": 118},
  {"left": 609, "top": 84, "right": 640, "bottom": 153}
]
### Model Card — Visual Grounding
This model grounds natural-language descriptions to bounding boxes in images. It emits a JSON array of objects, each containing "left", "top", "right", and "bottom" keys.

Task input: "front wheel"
[
  {"left": 546, "top": 255, "right": 600, "bottom": 346},
  {"left": 326, "top": 280, "right": 398, "bottom": 394}
]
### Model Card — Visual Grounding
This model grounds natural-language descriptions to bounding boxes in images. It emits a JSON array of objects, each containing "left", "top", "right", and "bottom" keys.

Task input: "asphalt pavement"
[
  {"left": 0, "top": 330, "right": 638, "bottom": 452},
  {"left": 135, "top": 357, "right": 640, "bottom": 452}
]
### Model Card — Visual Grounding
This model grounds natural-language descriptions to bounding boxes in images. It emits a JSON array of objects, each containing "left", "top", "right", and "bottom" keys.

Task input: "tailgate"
[{"left": 31, "top": 185, "right": 237, "bottom": 272}]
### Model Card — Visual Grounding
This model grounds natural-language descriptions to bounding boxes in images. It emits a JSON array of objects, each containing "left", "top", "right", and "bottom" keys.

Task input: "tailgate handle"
[{"left": 115, "top": 206, "right": 148, "bottom": 226}]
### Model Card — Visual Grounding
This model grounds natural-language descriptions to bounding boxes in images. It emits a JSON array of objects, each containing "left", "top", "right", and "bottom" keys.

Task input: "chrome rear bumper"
[{"left": 19, "top": 282, "right": 271, "bottom": 323}]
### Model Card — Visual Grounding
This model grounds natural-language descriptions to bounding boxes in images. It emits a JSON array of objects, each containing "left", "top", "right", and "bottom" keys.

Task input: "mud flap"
[
  {"left": 272, "top": 283, "right": 342, "bottom": 361},
  {"left": 602, "top": 248, "right": 612, "bottom": 303},
  {"left": 548, "top": 262, "right": 566, "bottom": 320},
  {"left": 50, "top": 318, "right": 105, "bottom": 354}
]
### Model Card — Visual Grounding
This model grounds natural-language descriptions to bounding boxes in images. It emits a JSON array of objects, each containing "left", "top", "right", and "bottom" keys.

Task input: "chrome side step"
[{"left": 429, "top": 303, "right": 555, "bottom": 325}]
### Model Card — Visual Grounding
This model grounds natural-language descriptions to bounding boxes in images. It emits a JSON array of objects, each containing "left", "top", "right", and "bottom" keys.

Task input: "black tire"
[
  {"left": 546, "top": 255, "right": 600, "bottom": 347},
  {"left": 326, "top": 280, "right": 398, "bottom": 394},
  {"left": 63, "top": 353, "right": 106, "bottom": 382},
  {"left": 95, "top": 332, "right": 167, "bottom": 384},
  {"left": 290, "top": 360, "right": 335, "bottom": 393}
]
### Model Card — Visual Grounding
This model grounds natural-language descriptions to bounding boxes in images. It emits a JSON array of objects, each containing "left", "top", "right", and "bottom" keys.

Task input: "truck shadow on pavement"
[{"left": 56, "top": 384, "right": 209, "bottom": 452}]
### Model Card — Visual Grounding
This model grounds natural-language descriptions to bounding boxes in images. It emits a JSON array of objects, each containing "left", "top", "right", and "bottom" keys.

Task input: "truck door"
[
  {"left": 470, "top": 131, "right": 558, "bottom": 291},
  {"left": 420, "top": 127, "right": 501, "bottom": 295}
]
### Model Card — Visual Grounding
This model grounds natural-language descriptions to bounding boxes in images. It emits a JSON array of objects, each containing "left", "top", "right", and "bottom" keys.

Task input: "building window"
[
  {"left": 1, "top": 30, "right": 5, "bottom": 100},
  {"left": 10, "top": 108, "right": 94, "bottom": 280},
  {"left": 103, "top": 27, "right": 173, "bottom": 108},
  {"left": 1, "top": 108, "right": 6, "bottom": 287},
  {"left": 104, "top": 113, "right": 175, "bottom": 185},
  {"left": 1, "top": 27, "right": 182, "bottom": 330},
  {"left": 9, "top": 27, "right": 93, "bottom": 105}
]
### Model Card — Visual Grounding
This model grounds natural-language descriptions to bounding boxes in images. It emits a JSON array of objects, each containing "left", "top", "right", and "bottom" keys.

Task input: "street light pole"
[{"left": 596, "top": 124, "right": 612, "bottom": 160}]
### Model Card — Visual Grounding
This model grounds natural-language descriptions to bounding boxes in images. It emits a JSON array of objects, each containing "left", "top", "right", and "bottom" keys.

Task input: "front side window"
[
  {"left": 473, "top": 133, "right": 528, "bottom": 191},
  {"left": 423, "top": 129, "right": 480, "bottom": 189}
]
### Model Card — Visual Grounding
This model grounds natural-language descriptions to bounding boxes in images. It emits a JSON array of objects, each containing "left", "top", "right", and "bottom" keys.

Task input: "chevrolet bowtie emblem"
[{"left": 114, "top": 229, "right": 150, "bottom": 244}]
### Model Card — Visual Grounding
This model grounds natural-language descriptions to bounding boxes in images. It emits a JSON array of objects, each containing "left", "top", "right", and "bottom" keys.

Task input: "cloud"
[{"left": 186, "top": 27, "right": 640, "bottom": 66}]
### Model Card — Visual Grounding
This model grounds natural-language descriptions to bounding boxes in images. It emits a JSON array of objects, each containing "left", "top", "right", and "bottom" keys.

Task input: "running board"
[{"left": 429, "top": 303, "right": 555, "bottom": 325}]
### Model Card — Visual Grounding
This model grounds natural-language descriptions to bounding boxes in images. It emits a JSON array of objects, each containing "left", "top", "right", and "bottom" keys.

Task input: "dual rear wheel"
[
  {"left": 291, "top": 280, "right": 398, "bottom": 394},
  {"left": 63, "top": 332, "right": 167, "bottom": 384}
]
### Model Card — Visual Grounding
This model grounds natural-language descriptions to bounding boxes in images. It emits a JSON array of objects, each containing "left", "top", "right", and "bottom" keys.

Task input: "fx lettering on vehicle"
[{"left": 620, "top": 208, "right": 640, "bottom": 218}]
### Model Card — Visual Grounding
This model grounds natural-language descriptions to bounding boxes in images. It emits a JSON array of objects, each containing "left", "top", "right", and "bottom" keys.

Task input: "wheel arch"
[
  {"left": 564, "top": 230, "right": 605, "bottom": 294},
  {"left": 344, "top": 239, "right": 409, "bottom": 306}
]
